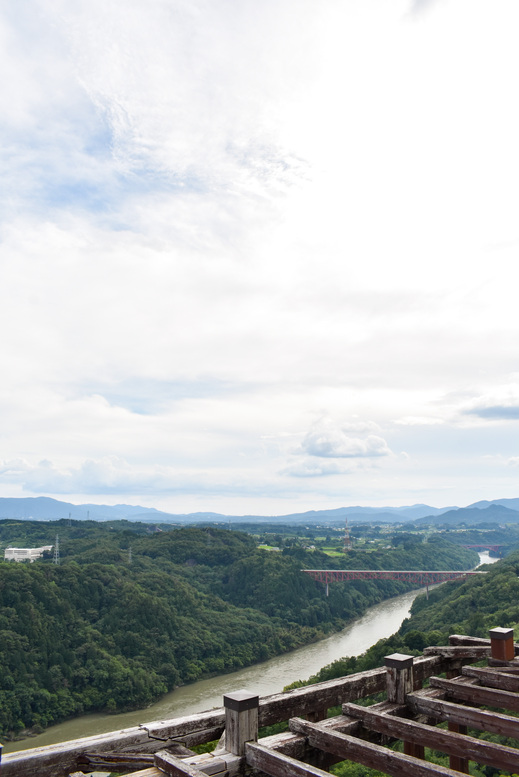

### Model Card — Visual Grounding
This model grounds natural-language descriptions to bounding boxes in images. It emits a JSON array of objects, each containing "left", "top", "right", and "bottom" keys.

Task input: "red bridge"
[
  {"left": 462, "top": 544, "right": 502, "bottom": 554},
  {"left": 303, "top": 569, "right": 486, "bottom": 596}
]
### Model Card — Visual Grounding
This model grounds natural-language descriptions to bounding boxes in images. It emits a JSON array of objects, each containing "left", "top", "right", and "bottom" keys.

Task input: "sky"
[{"left": 0, "top": 0, "right": 518, "bottom": 515}]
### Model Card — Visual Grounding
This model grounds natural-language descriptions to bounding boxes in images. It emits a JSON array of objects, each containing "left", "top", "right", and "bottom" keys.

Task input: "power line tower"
[
  {"left": 53, "top": 534, "right": 60, "bottom": 565},
  {"left": 343, "top": 518, "right": 352, "bottom": 553}
]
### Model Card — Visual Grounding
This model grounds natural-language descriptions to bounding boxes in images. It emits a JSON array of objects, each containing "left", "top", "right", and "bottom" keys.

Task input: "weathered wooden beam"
[
  {"left": 257, "top": 655, "right": 443, "bottom": 728},
  {"left": 246, "top": 741, "right": 338, "bottom": 777},
  {"left": 463, "top": 664, "right": 519, "bottom": 691},
  {"left": 423, "top": 646, "right": 491, "bottom": 659},
  {"left": 78, "top": 743, "right": 195, "bottom": 773},
  {"left": 77, "top": 751, "right": 154, "bottom": 771},
  {"left": 154, "top": 750, "right": 205, "bottom": 777},
  {"left": 258, "top": 666, "right": 386, "bottom": 725},
  {"left": 257, "top": 712, "right": 364, "bottom": 766},
  {"left": 342, "top": 702, "right": 519, "bottom": 773},
  {"left": 429, "top": 675, "right": 519, "bottom": 712},
  {"left": 407, "top": 690, "right": 519, "bottom": 738},
  {"left": 448, "top": 635, "right": 491, "bottom": 646},
  {"left": 118, "top": 771, "right": 161, "bottom": 777},
  {"left": 288, "top": 717, "right": 463, "bottom": 777},
  {"left": 487, "top": 663, "right": 519, "bottom": 673}
]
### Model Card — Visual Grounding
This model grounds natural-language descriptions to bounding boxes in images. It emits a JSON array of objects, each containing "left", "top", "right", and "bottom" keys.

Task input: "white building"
[{"left": 4, "top": 546, "right": 53, "bottom": 562}]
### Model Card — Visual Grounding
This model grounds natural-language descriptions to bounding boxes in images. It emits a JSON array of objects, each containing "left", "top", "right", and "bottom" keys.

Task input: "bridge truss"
[
  {"left": 462, "top": 544, "right": 502, "bottom": 554},
  {"left": 303, "top": 569, "right": 485, "bottom": 596}
]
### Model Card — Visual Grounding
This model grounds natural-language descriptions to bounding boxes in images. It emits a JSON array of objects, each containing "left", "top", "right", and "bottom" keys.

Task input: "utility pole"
[
  {"left": 53, "top": 534, "right": 60, "bottom": 565},
  {"left": 343, "top": 518, "right": 352, "bottom": 552}
]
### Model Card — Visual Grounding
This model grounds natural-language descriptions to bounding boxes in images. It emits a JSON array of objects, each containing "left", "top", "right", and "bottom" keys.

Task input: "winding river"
[{"left": 4, "top": 552, "right": 496, "bottom": 753}]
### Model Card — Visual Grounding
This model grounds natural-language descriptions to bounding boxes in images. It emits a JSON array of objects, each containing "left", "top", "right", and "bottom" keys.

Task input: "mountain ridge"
[{"left": 0, "top": 495, "right": 516, "bottom": 525}]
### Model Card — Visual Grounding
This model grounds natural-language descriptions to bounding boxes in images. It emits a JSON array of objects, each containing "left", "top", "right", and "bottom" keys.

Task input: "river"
[{"left": 4, "top": 552, "right": 496, "bottom": 753}]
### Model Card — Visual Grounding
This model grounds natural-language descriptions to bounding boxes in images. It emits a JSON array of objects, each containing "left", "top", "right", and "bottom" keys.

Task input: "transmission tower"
[
  {"left": 128, "top": 545, "right": 132, "bottom": 565},
  {"left": 343, "top": 518, "right": 352, "bottom": 552},
  {"left": 53, "top": 534, "right": 60, "bottom": 565}
]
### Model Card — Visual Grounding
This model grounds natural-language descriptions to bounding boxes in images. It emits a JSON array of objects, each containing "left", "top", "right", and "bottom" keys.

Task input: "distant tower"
[
  {"left": 53, "top": 534, "right": 60, "bottom": 565},
  {"left": 343, "top": 519, "right": 352, "bottom": 552},
  {"left": 128, "top": 545, "right": 132, "bottom": 565}
]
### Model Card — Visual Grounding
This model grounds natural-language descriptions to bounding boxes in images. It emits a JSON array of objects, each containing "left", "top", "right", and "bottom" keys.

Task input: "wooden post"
[
  {"left": 385, "top": 653, "right": 424, "bottom": 759},
  {"left": 385, "top": 653, "right": 414, "bottom": 704},
  {"left": 447, "top": 722, "right": 469, "bottom": 773},
  {"left": 307, "top": 708, "right": 328, "bottom": 723},
  {"left": 223, "top": 690, "right": 259, "bottom": 756},
  {"left": 489, "top": 627, "right": 515, "bottom": 661}
]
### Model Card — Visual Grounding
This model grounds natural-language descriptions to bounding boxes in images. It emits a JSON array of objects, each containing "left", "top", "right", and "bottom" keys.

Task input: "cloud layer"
[{"left": 0, "top": 0, "right": 518, "bottom": 513}]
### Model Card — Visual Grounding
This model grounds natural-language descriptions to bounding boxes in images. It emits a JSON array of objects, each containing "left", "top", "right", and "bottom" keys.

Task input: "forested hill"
[{"left": 0, "top": 520, "right": 477, "bottom": 739}]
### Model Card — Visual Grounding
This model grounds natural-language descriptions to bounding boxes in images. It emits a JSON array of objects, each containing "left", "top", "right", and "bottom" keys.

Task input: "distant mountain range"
[
  {"left": 413, "top": 502, "right": 519, "bottom": 527},
  {"left": 0, "top": 496, "right": 518, "bottom": 526}
]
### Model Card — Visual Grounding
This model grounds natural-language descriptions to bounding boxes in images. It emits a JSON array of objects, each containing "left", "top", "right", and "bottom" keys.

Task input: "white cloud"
[
  {"left": 461, "top": 386, "right": 519, "bottom": 423},
  {"left": 300, "top": 419, "right": 392, "bottom": 460},
  {"left": 395, "top": 417, "right": 445, "bottom": 427},
  {"left": 281, "top": 459, "right": 352, "bottom": 478}
]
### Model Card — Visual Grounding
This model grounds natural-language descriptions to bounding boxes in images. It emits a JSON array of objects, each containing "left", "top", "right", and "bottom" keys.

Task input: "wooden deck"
[{"left": 2, "top": 628, "right": 519, "bottom": 777}]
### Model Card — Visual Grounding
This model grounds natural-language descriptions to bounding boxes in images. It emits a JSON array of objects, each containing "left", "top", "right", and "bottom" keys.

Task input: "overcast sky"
[{"left": 0, "top": 0, "right": 518, "bottom": 515}]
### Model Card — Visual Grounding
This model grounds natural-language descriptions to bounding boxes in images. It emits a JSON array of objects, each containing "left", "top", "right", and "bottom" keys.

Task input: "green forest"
[{"left": 0, "top": 519, "right": 477, "bottom": 739}]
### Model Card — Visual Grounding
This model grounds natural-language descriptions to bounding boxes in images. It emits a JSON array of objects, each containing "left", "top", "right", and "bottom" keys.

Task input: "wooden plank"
[
  {"left": 430, "top": 675, "right": 519, "bottom": 712},
  {"left": 342, "top": 702, "right": 519, "bottom": 773},
  {"left": 424, "top": 646, "right": 491, "bottom": 659},
  {"left": 258, "top": 666, "right": 387, "bottom": 726},
  {"left": 77, "top": 751, "right": 154, "bottom": 771},
  {"left": 288, "top": 717, "right": 464, "bottom": 777},
  {"left": 488, "top": 658, "right": 519, "bottom": 668},
  {"left": 119, "top": 771, "right": 162, "bottom": 777},
  {"left": 78, "top": 743, "right": 195, "bottom": 772},
  {"left": 154, "top": 750, "right": 207, "bottom": 777},
  {"left": 256, "top": 713, "right": 365, "bottom": 765},
  {"left": 407, "top": 690, "right": 519, "bottom": 738},
  {"left": 463, "top": 664, "right": 519, "bottom": 691},
  {"left": 487, "top": 664, "right": 519, "bottom": 674},
  {"left": 246, "top": 741, "right": 334, "bottom": 777},
  {"left": 448, "top": 635, "right": 491, "bottom": 646}
]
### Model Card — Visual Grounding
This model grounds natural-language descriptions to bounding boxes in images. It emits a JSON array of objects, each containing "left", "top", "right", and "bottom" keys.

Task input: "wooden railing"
[{"left": 2, "top": 629, "right": 519, "bottom": 777}]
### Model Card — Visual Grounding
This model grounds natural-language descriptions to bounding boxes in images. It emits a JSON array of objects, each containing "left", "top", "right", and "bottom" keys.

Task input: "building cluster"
[{"left": 4, "top": 545, "right": 53, "bottom": 562}]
